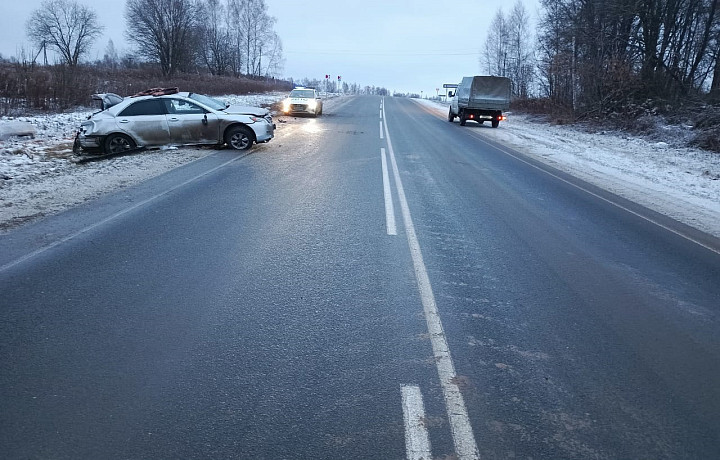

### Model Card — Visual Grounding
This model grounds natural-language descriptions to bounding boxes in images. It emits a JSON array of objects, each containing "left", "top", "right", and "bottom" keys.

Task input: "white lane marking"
[
  {"left": 0, "top": 155, "right": 245, "bottom": 273},
  {"left": 381, "top": 148, "right": 398, "bottom": 235},
  {"left": 382, "top": 98, "right": 481, "bottom": 460},
  {"left": 380, "top": 121, "right": 385, "bottom": 139},
  {"left": 401, "top": 385, "right": 433, "bottom": 460}
]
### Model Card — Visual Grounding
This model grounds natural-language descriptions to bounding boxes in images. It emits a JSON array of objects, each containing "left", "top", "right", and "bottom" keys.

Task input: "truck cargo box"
[
  {"left": 449, "top": 76, "right": 512, "bottom": 128},
  {"left": 456, "top": 76, "right": 511, "bottom": 111}
]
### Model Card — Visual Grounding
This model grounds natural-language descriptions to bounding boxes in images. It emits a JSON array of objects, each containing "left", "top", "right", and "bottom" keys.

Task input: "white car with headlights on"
[{"left": 281, "top": 87, "right": 323, "bottom": 117}]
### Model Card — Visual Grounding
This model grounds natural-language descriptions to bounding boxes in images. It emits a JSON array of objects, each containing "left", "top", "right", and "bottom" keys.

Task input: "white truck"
[{"left": 448, "top": 76, "right": 512, "bottom": 128}]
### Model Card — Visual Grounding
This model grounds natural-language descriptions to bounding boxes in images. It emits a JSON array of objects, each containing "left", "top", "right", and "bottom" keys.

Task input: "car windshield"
[
  {"left": 188, "top": 93, "right": 227, "bottom": 110},
  {"left": 289, "top": 90, "right": 315, "bottom": 98}
]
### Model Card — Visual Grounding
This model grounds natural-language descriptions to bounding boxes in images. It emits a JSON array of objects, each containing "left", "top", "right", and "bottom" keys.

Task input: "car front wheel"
[
  {"left": 225, "top": 125, "right": 255, "bottom": 150},
  {"left": 104, "top": 133, "right": 136, "bottom": 154}
]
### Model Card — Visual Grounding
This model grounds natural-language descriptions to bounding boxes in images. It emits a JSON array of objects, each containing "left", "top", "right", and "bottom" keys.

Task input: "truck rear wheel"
[
  {"left": 491, "top": 119, "right": 499, "bottom": 128},
  {"left": 448, "top": 108, "right": 455, "bottom": 122},
  {"left": 459, "top": 111, "right": 467, "bottom": 126}
]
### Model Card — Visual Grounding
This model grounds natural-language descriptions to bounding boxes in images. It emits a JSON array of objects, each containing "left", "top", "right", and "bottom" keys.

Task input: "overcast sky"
[{"left": 0, "top": 0, "right": 541, "bottom": 96}]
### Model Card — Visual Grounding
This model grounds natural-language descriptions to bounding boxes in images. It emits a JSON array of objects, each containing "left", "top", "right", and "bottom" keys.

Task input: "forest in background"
[
  {"left": 1, "top": 0, "right": 290, "bottom": 113},
  {"left": 481, "top": 0, "right": 720, "bottom": 151}
]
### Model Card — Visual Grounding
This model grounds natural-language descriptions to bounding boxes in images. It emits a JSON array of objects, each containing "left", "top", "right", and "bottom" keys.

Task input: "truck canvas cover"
[{"left": 458, "top": 76, "right": 511, "bottom": 111}]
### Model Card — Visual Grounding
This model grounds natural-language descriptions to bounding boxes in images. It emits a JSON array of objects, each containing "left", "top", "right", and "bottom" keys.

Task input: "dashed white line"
[
  {"left": 381, "top": 148, "right": 397, "bottom": 235},
  {"left": 380, "top": 121, "right": 385, "bottom": 139},
  {"left": 382, "top": 98, "right": 481, "bottom": 460},
  {"left": 401, "top": 385, "right": 433, "bottom": 460}
]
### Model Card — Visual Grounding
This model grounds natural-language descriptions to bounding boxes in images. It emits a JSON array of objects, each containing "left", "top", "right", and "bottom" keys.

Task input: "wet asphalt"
[{"left": 1, "top": 96, "right": 719, "bottom": 459}]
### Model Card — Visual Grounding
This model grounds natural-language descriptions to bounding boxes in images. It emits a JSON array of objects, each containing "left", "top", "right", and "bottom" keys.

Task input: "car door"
[
  {"left": 116, "top": 99, "right": 171, "bottom": 146},
  {"left": 164, "top": 98, "right": 221, "bottom": 145}
]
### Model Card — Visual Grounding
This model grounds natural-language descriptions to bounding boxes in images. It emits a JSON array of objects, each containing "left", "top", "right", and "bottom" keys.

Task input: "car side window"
[
  {"left": 167, "top": 99, "right": 206, "bottom": 115},
  {"left": 119, "top": 99, "right": 167, "bottom": 116}
]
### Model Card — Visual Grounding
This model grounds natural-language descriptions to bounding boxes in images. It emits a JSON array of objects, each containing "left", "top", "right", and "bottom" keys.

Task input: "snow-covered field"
[{"left": 1, "top": 94, "right": 719, "bottom": 239}]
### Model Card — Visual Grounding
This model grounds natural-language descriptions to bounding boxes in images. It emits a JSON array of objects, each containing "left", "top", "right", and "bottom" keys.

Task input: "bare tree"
[
  {"left": 26, "top": 0, "right": 103, "bottom": 67},
  {"left": 260, "top": 31, "right": 284, "bottom": 77},
  {"left": 482, "top": 2, "right": 535, "bottom": 98},
  {"left": 226, "top": 0, "right": 245, "bottom": 77},
  {"left": 103, "top": 39, "right": 119, "bottom": 69},
  {"left": 237, "top": 0, "right": 277, "bottom": 76},
  {"left": 224, "top": 0, "right": 283, "bottom": 77},
  {"left": 537, "top": 0, "right": 720, "bottom": 111},
  {"left": 712, "top": 43, "right": 720, "bottom": 97},
  {"left": 125, "top": 0, "right": 197, "bottom": 76},
  {"left": 482, "top": 10, "right": 510, "bottom": 77},
  {"left": 196, "top": 0, "right": 233, "bottom": 75},
  {"left": 507, "top": 1, "right": 535, "bottom": 98}
]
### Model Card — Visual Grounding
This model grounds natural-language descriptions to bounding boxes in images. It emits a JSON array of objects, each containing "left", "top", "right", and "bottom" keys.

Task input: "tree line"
[
  {"left": 24, "top": 0, "right": 283, "bottom": 78},
  {"left": 0, "top": 0, "right": 289, "bottom": 113},
  {"left": 483, "top": 0, "right": 720, "bottom": 118}
]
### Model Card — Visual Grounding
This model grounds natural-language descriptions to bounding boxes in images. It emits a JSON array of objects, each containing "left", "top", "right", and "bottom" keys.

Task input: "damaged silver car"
[{"left": 77, "top": 90, "right": 275, "bottom": 154}]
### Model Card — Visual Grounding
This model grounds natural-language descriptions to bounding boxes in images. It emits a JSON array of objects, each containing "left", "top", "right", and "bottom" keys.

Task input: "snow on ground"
[
  {"left": 1, "top": 94, "right": 719, "bottom": 239},
  {"left": 417, "top": 99, "right": 720, "bottom": 238},
  {"left": 0, "top": 93, "right": 286, "bottom": 231}
]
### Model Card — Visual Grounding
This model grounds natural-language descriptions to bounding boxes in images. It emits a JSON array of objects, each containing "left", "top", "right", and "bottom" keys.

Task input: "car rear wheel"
[
  {"left": 104, "top": 133, "right": 136, "bottom": 154},
  {"left": 225, "top": 125, "right": 255, "bottom": 150},
  {"left": 491, "top": 119, "right": 500, "bottom": 128}
]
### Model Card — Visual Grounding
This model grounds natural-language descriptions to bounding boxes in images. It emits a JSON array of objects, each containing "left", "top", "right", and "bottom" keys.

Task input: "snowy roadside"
[
  {"left": 0, "top": 93, "right": 287, "bottom": 232},
  {"left": 416, "top": 99, "right": 720, "bottom": 238}
]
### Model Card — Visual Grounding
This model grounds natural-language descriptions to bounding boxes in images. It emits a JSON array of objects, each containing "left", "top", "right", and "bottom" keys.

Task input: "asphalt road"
[{"left": 1, "top": 96, "right": 719, "bottom": 459}]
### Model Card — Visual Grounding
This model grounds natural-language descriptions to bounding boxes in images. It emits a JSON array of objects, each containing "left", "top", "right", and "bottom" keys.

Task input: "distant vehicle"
[
  {"left": 281, "top": 87, "right": 323, "bottom": 117},
  {"left": 77, "top": 90, "right": 275, "bottom": 154},
  {"left": 448, "top": 76, "right": 511, "bottom": 128}
]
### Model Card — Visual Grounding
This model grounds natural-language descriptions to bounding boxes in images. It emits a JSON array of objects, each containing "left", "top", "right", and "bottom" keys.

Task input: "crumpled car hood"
[{"left": 224, "top": 105, "right": 269, "bottom": 117}]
